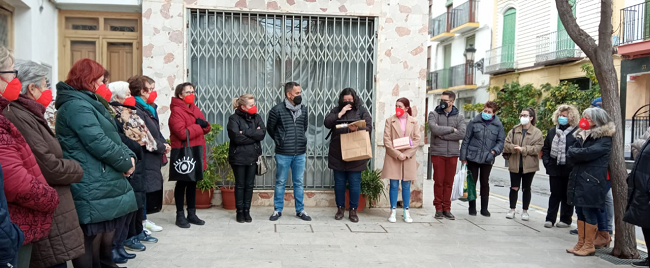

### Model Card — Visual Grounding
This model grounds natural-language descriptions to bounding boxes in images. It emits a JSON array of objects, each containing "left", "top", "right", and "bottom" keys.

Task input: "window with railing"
[
  {"left": 620, "top": 2, "right": 650, "bottom": 45},
  {"left": 430, "top": 12, "right": 448, "bottom": 37},
  {"left": 535, "top": 30, "right": 582, "bottom": 63},
  {"left": 450, "top": 0, "right": 478, "bottom": 29},
  {"left": 431, "top": 63, "right": 474, "bottom": 90},
  {"left": 485, "top": 44, "right": 516, "bottom": 73}
]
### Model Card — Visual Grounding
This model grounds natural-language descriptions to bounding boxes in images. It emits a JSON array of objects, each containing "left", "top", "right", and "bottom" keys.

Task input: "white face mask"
[{"left": 520, "top": 117, "right": 530, "bottom": 126}]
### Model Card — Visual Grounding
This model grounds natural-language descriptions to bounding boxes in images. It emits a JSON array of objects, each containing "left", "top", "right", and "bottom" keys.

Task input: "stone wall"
[{"left": 143, "top": 0, "right": 430, "bottom": 208}]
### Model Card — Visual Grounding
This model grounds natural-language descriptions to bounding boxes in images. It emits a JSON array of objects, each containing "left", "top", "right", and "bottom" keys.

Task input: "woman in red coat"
[{"left": 168, "top": 82, "right": 210, "bottom": 228}]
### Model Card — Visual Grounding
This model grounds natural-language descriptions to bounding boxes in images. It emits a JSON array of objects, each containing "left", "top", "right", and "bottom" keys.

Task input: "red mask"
[
  {"left": 246, "top": 105, "right": 258, "bottom": 115},
  {"left": 1, "top": 77, "right": 21, "bottom": 101},
  {"left": 36, "top": 88, "right": 53, "bottom": 107},
  {"left": 183, "top": 94, "right": 195, "bottom": 104},
  {"left": 396, "top": 107, "right": 405, "bottom": 117},
  {"left": 146, "top": 91, "right": 157, "bottom": 104},
  {"left": 123, "top": 96, "right": 136, "bottom": 107},
  {"left": 579, "top": 118, "right": 590, "bottom": 130},
  {"left": 95, "top": 84, "right": 112, "bottom": 101}
]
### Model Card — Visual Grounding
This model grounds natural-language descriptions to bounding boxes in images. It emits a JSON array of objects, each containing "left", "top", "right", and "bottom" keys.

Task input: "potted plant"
[
  {"left": 194, "top": 124, "right": 222, "bottom": 209},
  {"left": 345, "top": 168, "right": 385, "bottom": 211},
  {"left": 211, "top": 140, "right": 236, "bottom": 210}
]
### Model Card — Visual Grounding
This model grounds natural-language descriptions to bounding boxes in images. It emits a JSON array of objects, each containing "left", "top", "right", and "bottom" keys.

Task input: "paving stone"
[{"left": 275, "top": 224, "right": 313, "bottom": 233}]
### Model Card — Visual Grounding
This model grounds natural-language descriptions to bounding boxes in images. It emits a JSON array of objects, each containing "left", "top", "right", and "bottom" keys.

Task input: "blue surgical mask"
[
  {"left": 558, "top": 116, "right": 568, "bottom": 126},
  {"left": 481, "top": 112, "right": 493, "bottom": 121}
]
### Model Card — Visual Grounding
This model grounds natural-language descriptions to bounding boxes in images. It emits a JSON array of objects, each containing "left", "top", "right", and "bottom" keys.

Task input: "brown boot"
[
  {"left": 349, "top": 208, "right": 359, "bottom": 223},
  {"left": 594, "top": 230, "right": 611, "bottom": 249},
  {"left": 574, "top": 223, "right": 597, "bottom": 256},
  {"left": 335, "top": 206, "right": 345, "bottom": 220},
  {"left": 566, "top": 220, "right": 585, "bottom": 253}
]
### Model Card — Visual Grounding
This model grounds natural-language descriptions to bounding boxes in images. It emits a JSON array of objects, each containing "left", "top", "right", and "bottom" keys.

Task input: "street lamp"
[{"left": 464, "top": 44, "right": 484, "bottom": 73}]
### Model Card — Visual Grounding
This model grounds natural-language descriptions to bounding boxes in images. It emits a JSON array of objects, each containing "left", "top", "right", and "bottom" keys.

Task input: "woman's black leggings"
[
  {"left": 467, "top": 161, "right": 493, "bottom": 197},
  {"left": 72, "top": 231, "right": 117, "bottom": 268},
  {"left": 128, "top": 208, "right": 145, "bottom": 238},
  {"left": 509, "top": 172, "right": 535, "bottom": 210},
  {"left": 112, "top": 212, "right": 134, "bottom": 248},
  {"left": 175, "top": 181, "right": 197, "bottom": 212},
  {"left": 232, "top": 164, "right": 257, "bottom": 210}
]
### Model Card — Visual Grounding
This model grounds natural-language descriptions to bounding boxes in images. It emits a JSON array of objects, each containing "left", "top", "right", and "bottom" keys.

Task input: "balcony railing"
[
  {"left": 431, "top": 69, "right": 450, "bottom": 90},
  {"left": 431, "top": 63, "right": 475, "bottom": 90},
  {"left": 619, "top": 2, "right": 650, "bottom": 45},
  {"left": 485, "top": 44, "right": 516, "bottom": 74},
  {"left": 450, "top": 0, "right": 478, "bottom": 29},
  {"left": 430, "top": 12, "right": 449, "bottom": 37},
  {"left": 535, "top": 30, "right": 583, "bottom": 64}
]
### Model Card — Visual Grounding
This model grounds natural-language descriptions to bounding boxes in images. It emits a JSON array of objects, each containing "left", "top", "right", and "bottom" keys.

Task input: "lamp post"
[{"left": 464, "top": 44, "right": 484, "bottom": 85}]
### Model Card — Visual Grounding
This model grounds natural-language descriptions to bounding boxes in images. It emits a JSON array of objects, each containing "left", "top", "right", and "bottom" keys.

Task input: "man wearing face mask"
[
  {"left": 267, "top": 82, "right": 311, "bottom": 221},
  {"left": 428, "top": 91, "right": 466, "bottom": 220}
]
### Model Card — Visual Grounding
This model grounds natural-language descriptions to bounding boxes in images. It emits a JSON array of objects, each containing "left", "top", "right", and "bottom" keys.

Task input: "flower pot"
[
  {"left": 195, "top": 188, "right": 214, "bottom": 209},
  {"left": 344, "top": 190, "right": 366, "bottom": 212},
  {"left": 220, "top": 187, "right": 236, "bottom": 210}
]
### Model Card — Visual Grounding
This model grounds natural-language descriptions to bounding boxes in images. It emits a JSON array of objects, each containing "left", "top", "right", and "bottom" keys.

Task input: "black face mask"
[
  {"left": 293, "top": 95, "right": 303, "bottom": 105},
  {"left": 342, "top": 101, "right": 354, "bottom": 107},
  {"left": 439, "top": 100, "right": 449, "bottom": 110}
]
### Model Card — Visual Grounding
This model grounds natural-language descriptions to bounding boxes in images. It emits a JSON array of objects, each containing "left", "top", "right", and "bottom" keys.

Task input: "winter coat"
[
  {"left": 428, "top": 106, "right": 466, "bottom": 157},
  {"left": 542, "top": 126, "right": 578, "bottom": 177},
  {"left": 624, "top": 134, "right": 650, "bottom": 228},
  {"left": 169, "top": 97, "right": 211, "bottom": 170},
  {"left": 3, "top": 95, "right": 85, "bottom": 267},
  {"left": 111, "top": 102, "right": 145, "bottom": 209},
  {"left": 0, "top": 164, "right": 24, "bottom": 267},
  {"left": 0, "top": 96, "right": 59, "bottom": 244},
  {"left": 133, "top": 102, "right": 167, "bottom": 193},
  {"left": 54, "top": 82, "right": 137, "bottom": 225},
  {"left": 567, "top": 122, "right": 615, "bottom": 209},
  {"left": 381, "top": 115, "right": 420, "bottom": 181},
  {"left": 227, "top": 109, "right": 266, "bottom": 166},
  {"left": 503, "top": 124, "right": 544, "bottom": 174},
  {"left": 267, "top": 101, "right": 308, "bottom": 156},
  {"left": 460, "top": 114, "right": 506, "bottom": 165},
  {"left": 632, "top": 126, "right": 650, "bottom": 160},
  {"left": 324, "top": 105, "right": 373, "bottom": 172}
]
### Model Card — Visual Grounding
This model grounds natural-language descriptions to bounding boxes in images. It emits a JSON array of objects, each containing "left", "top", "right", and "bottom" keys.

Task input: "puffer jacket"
[
  {"left": 567, "top": 122, "right": 615, "bottom": 209},
  {"left": 133, "top": 102, "right": 167, "bottom": 193},
  {"left": 324, "top": 105, "right": 372, "bottom": 172},
  {"left": 0, "top": 164, "right": 24, "bottom": 267},
  {"left": 631, "top": 126, "right": 650, "bottom": 160},
  {"left": 428, "top": 106, "right": 466, "bottom": 157},
  {"left": 169, "top": 97, "right": 211, "bottom": 170},
  {"left": 503, "top": 124, "right": 544, "bottom": 174},
  {"left": 624, "top": 134, "right": 650, "bottom": 228},
  {"left": 460, "top": 114, "right": 505, "bottom": 165},
  {"left": 267, "top": 100, "right": 308, "bottom": 155},
  {"left": 228, "top": 109, "right": 266, "bottom": 166},
  {"left": 54, "top": 82, "right": 137, "bottom": 225},
  {"left": 3, "top": 95, "right": 85, "bottom": 268},
  {"left": 0, "top": 96, "right": 59, "bottom": 245}
]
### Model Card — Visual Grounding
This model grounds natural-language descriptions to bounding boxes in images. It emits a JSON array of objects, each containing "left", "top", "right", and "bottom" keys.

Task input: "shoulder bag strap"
[{"left": 184, "top": 129, "right": 190, "bottom": 147}]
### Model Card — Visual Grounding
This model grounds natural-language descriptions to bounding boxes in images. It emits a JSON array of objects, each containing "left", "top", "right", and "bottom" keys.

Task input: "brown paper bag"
[{"left": 341, "top": 130, "right": 373, "bottom": 161}]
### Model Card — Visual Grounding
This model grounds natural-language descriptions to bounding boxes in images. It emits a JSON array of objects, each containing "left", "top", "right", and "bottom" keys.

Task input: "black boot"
[
  {"left": 175, "top": 211, "right": 190, "bottom": 228},
  {"left": 117, "top": 245, "right": 136, "bottom": 259},
  {"left": 236, "top": 209, "right": 245, "bottom": 223},
  {"left": 244, "top": 209, "right": 252, "bottom": 223},
  {"left": 480, "top": 196, "right": 491, "bottom": 217},
  {"left": 187, "top": 208, "right": 205, "bottom": 225},
  {"left": 111, "top": 248, "right": 128, "bottom": 264},
  {"left": 468, "top": 200, "right": 477, "bottom": 216}
]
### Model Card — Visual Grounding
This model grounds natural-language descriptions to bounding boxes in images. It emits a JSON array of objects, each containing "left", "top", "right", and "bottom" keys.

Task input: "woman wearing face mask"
[
  {"left": 565, "top": 107, "right": 615, "bottom": 257},
  {"left": 460, "top": 101, "right": 505, "bottom": 217},
  {"left": 54, "top": 58, "right": 138, "bottom": 268},
  {"left": 0, "top": 47, "right": 60, "bottom": 268},
  {"left": 228, "top": 94, "right": 266, "bottom": 223},
  {"left": 382, "top": 98, "right": 420, "bottom": 223},
  {"left": 542, "top": 105, "right": 579, "bottom": 229},
  {"left": 503, "top": 108, "right": 544, "bottom": 221},
  {"left": 168, "top": 82, "right": 211, "bottom": 228},
  {"left": 2, "top": 60, "right": 85, "bottom": 268},
  {"left": 324, "top": 88, "right": 372, "bottom": 223}
]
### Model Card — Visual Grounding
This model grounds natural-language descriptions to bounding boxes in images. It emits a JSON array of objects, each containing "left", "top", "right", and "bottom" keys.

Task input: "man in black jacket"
[{"left": 267, "top": 82, "right": 311, "bottom": 221}]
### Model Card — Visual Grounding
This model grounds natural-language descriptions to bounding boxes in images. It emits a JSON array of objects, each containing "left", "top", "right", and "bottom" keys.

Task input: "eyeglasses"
[
  {"left": 183, "top": 91, "right": 195, "bottom": 95},
  {"left": 45, "top": 78, "right": 50, "bottom": 89},
  {"left": 145, "top": 86, "right": 155, "bottom": 92},
  {"left": 520, "top": 114, "right": 530, "bottom": 118},
  {"left": 0, "top": 70, "right": 18, "bottom": 78}
]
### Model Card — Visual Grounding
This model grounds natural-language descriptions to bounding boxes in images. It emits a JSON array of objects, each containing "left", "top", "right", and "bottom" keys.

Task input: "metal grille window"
[{"left": 188, "top": 10, "right": 377, "bottom": 189}]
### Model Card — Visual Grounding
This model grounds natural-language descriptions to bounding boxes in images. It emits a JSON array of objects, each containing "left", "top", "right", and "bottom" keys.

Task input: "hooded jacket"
[
  {"left": 168, "top": 97, "right": 211, "bottom": 170},
  {"left": 428, "top": 106, "right": 466, "bottom": 157},
  {"left": 227, "top": 109, "right": 266, "bottom": 166},
  {"left": 459, "top": 114, "right": 505, "bottom": 165}
]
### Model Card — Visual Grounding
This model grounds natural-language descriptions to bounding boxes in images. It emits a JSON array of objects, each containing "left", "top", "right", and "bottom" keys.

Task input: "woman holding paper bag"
[
  {"left": 324, "top": 88, "right": 372, "bottom": 223},
  {"left": 382, "top": 98, "right": 420, "bottom": 223}
]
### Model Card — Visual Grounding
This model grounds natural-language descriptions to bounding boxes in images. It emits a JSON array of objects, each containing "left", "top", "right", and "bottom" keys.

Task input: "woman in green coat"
[{"left": 55, "top": 59, "right": 137, "bottom": 268}]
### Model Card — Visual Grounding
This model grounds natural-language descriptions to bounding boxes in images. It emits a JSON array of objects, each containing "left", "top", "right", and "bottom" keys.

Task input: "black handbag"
[{"left": 169, "top": 129, "right": 204, "bottom": 182}]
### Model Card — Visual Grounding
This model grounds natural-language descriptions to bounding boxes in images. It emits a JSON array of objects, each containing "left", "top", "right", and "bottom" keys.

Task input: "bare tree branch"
[
  {"left": 555, "top": 0, "right": 598, "bottom": 58},
  {"left": 596, "top": 0, "right": 614, "bottom": 53}
]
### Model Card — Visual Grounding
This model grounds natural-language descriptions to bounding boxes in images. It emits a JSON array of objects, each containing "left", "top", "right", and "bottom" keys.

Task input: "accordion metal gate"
[{"left": 188, "top": 10, "right": 377, "bottom": 189}]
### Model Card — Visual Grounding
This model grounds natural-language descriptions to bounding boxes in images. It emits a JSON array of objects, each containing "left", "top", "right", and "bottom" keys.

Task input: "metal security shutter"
[
  {"left": 188, "top": 10, "right": 377, "bottom": 189},
  {"left": 501, "top": 8, "right": 516, "bottom": 65}
]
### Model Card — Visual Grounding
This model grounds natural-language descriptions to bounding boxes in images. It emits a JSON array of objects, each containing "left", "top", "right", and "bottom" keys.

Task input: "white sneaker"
[
  {"left": 143, "top": 228, "right": 152, "bottom": 236},
  {"left": 403, "top": 209, "right": 413, "bottom": 223},
  {"left": 388, "top": 209, "right": 397, "bottom": 223},
  {"left": 506, "top": 210, "right": 515, "bottom": 219},
  {"left": 144, "top": 220, "right": 163, "bottom": 232},
  {"left": 544, "top": 221, "right": 553, "bottom": 228},
  {"left": 521, "top": 212, "right": 530, "bottom": 221},
  {"left": 556, "top": 222, "right": 571, "bottom": 228}
]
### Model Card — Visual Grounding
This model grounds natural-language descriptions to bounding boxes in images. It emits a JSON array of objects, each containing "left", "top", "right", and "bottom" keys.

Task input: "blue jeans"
[
  {"left": 142, "top": 198, "right": 147, "bottom": 221},
  {"left": 333, "top": 170, "right": 362, "bottom": 209},
  {"left": 576, "top": 206, "right": 599, "bottom": 225},
  {"left": 390, "top": 180, "right": 411, "bottom": 209},
  {"left": 597, "top": 181, "right": 613, "bottom": 233},
  {"left": 274, "top": 154, "right": 306, "bottom": 213}
]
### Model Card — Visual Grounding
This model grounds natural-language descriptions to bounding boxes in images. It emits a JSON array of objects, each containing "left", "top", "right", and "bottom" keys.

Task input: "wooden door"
[
  {"left": 501, "top": 8, "right": 516, "bottom": 65},
  {"left": 64, "top": 39, "right": 99, "bottom": 75},
  {"left": 104, "top": 41, "right": 136, "bottom": 82}
]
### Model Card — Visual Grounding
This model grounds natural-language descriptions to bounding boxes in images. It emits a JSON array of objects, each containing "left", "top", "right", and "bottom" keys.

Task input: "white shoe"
[
  {"left": 143, "top": 228, "right": 152, "bottom": 236},
  {"left": 521, "top": 212, "right": 530, "bottom": 221},
  {"left": 544, "top": 221, "right": 553, "bottom": 228},
  {"left": 403, "top": 209, "right": 413, "bottom": 223},
  {"left": 388, "top": 209, "right": 396, "bottom": 223},
  {"left": 556, "top": 222, "right": 571, "bottom": 228},
  {"left": 144, "top": 220, "right": 163, "bottom": 232},
  {"left": 506, "top": 210, "right": 515, "bottom": 219}
]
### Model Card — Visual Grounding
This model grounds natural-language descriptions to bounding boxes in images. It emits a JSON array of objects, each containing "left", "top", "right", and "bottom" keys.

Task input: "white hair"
[
  {"left": 583, "top": 107, "right": 613, "bottom": 127},
  {"left": 108, "top": 81, "right": 130, "bottom": 102},
  {"left": 16, "top": 60, "right": 49, "bottom": 95}
]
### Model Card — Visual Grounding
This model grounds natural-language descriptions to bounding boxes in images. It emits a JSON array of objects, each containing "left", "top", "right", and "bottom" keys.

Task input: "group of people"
[{"left": 0, "top": 45, "right": 211, "bottom": 268}]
